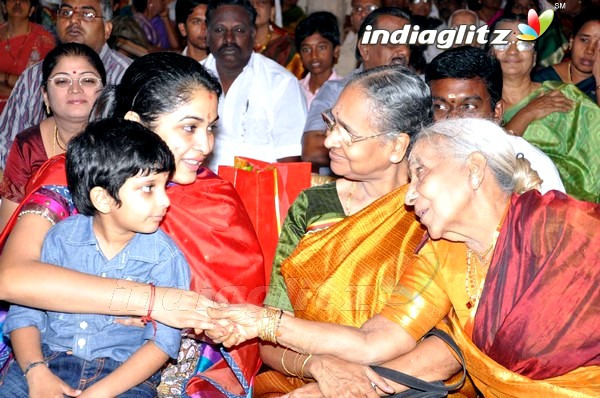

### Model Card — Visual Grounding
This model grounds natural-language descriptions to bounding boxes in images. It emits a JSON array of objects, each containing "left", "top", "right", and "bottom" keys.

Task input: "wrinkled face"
[
  {"left": 350, "top": 0, "right": 381, "bottom": 32},
  {"left": 4, "top": 0, "right": 34, "bottom": 19},
  {"left": 324, "top": 85, "right": 399, "bottom": 180},
  {"left": 207, "top": 5, "right": 254, "bottom": 72},
  {"left": 56, "top": 0, "right": 111, "bottom": 53},
  {"left": 151, "top": 89, "right": 219, "bottom": 185},
  {"left": 299, "top": 33, "right": 339, "bottom": 76},
  {"left": 250, "top": 0, "right": 272, "bottom": 26},
  {"left": 107, "top": 171, "right": 171, "bottom": 235},
  {"left": 361, "top": 15, "right": 411, "bottom": 69},
  {"left": 43, "top": 55, "right": 104, "bottom": 123},
  {"left": 570, "top": 20, "right": 600, "bottom": 75},
  {"left": 179, "top": 4, "right": 208, "bottom": 51},
  {"left": 492, "top": 21, "right": 536, "bottom": 77},
  {"left": 405, "top": 139, "right": 472, "bottom": 240},
  {"left": 430, "top": 78, "right": 500, "bottom": 122}
]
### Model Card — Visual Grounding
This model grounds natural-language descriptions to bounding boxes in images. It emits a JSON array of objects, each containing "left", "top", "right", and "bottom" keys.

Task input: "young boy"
[
  {"left": 0, "top": 119, "right": 190, "bottom": 397},
  {"left": 295, "top": 12, "right": 342, "bottom": 108}
]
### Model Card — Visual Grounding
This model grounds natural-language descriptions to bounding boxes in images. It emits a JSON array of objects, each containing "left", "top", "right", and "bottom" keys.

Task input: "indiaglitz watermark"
[
  {"left": 360, "top": 24, "right": 513, "bottom": 50},
  {"left": 361, "top": 9, "right": 555, "bottom": 49}
]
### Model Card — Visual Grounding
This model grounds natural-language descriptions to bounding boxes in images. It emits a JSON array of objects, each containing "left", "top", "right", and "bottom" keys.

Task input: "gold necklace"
[
  {"left": 53, "top": 124, "right": 67, "bottom": 156},
  {"left": 344, "top": 181, "right": 356, "bottom": 215},
  {"left": 567, "top": 61, "right": 573, "bottom": 83},
  {"left": 254, "top": 28, "right": 272, "bottom": 53},
  {"left": 464, "top": 203, "right": 509, "bottom": 309}
]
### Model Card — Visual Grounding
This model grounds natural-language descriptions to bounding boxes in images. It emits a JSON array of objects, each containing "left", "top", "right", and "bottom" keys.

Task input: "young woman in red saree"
[{"left": 0, "top": 52, "right": 265, "bottom": 397}]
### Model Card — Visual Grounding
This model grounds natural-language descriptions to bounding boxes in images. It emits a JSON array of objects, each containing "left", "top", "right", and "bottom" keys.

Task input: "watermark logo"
[
  {"left": 360, "top": 8, "right": 555, "bottom": 49},
  {"left": 517, "top": 9, "right": 554, "bottom": 41}
]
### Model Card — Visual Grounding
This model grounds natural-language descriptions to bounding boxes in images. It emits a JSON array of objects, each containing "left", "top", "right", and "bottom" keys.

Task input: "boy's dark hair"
[
  {"left": 91, "top": 52, "right": 221, "bottom": 124},
  {"left": 295, "top": 11, "right": 340, "bottom": 50},
  {"left": 206, "top": 0, "right": 256, "bottom": 26},
  {"left": 67, "top": 118, "right": 175, "bottom": 216},
  {"left": 425, "top": 46, "right": 503, "bottom": 110},
  {"left": 176, "top": 0, "right": 209, "bottom": 25},
  {"left": 42, "top": 43, "right": 107, "bottom": 91}
]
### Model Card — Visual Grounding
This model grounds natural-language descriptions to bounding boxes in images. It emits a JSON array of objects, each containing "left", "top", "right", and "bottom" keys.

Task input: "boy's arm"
[
  {"left": 10, "top": 326, "right": 82, "bottom": 398},
  {"left": 78, "top": 341, "right": 168, "bottom": 397}
]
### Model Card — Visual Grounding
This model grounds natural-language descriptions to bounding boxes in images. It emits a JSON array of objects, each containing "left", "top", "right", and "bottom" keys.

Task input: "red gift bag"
[{"left": 219, "top": 157, "right": 312, "bottom": 283}]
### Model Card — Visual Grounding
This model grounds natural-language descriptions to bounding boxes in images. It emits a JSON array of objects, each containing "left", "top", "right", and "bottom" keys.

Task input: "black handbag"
[{"left": 370, "top": 329, "right": 467, "bottom": 398}]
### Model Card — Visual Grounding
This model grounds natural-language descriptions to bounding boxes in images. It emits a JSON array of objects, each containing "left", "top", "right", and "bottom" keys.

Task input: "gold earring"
[{"left": 46, "top": 104, "right": 51, "bottom": 115}]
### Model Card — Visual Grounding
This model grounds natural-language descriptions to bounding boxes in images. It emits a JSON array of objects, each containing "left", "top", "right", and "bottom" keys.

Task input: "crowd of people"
[{"left": 0, "top": 0, "right": 598, "bottom": 397}]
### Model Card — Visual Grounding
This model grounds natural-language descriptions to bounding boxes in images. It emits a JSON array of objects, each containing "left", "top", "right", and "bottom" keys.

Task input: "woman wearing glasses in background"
[
  {"left": 490, "top": 16, "right": 600, "bottom": 203},
  {"left": 254, "top": 65, "right": 435, "bottom": 397},
  {"left": 0, "top": 43, "right": 105, "bottom": 232}
]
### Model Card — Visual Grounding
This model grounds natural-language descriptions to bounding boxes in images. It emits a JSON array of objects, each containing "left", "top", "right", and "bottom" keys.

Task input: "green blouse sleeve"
[{"left": 263, "top": 190, "right": 310, "bottom": 312}]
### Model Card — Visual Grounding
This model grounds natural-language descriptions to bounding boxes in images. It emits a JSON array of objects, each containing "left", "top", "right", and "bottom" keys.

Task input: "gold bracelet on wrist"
[
  {"left": 281, "top": 348, "right": 295, "bottom": 376},
  {"left": 299, "top": 354, "right": 313, "bottom": 382},
  {"left": 257, "top": 307, "right": 283, "bottom": 343}
]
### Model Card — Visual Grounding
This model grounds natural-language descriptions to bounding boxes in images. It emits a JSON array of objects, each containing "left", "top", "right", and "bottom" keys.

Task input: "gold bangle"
[
  {"left": 281, "top": 348, "right": 294, "bottom": 376},
  {"left": 300, "top": 354, "right": 313, "bottom": 382},
  {"left": 258, "top": 307, "right": 282, "bottom": 343}
]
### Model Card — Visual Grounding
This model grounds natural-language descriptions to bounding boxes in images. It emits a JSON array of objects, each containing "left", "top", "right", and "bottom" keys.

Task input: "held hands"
[
  {"left": 205, "top": 304, "right": 264, "bottom": 347},
  {"left": 26, "top": 365, "right": 82, "bottom": 398}
]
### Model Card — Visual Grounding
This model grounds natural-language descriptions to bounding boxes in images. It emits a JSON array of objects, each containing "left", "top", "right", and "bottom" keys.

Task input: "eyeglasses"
[
  {"left": 492, "top": 40, "right": 534, "bottom": 52},
  {"left": 352, "top": 4, "right": 378, "bottom": 14},
  {"left": 47, "top": 76, "right": 103, "bottom": 89},
  {"left": 322, "top": 108, "right": 390, "bottom": 145},
  {"left": 411, "top": 0, "right": 430, "bottom": 4},
  {"left": 57, "top": 7, "right": 104, "bottom": 22}
]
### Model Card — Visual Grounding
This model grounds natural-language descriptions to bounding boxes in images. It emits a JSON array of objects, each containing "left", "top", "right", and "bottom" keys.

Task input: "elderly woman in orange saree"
[
  {"left": 254, "top": 65, "right": 432, "bottom": 397},
  {"left": 207, "top": 118, "right": 600, "bottom": 397}
]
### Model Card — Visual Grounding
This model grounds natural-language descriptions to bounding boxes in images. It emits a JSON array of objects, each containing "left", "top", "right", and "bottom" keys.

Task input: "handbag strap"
[{"left": 370, "top": 328, "right": 467, "bottom": 393}]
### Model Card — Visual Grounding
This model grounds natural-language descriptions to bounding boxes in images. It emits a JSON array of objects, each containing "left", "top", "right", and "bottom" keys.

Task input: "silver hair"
[
  {"left": 448, "top": 9, "right": 480, "bottom": 28},
  {"left": 346, "top": 65, "right": 433, "bottom": 141},
  {"left": 413, "top": 118, "right": 541, "bottom": 194}
]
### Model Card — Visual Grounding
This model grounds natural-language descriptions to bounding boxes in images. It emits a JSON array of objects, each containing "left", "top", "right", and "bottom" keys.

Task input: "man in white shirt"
[{"left": 202, "top": 0, "right": 307, "bottom": 172}]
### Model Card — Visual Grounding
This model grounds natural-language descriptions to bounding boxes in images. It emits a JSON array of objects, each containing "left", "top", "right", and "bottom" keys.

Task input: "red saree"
[
  {"left": 473, "top": 190, "right": 600, "bottom": 379},
  {"left": 0, "top": 155, "right": 266, "bottom": 396}
]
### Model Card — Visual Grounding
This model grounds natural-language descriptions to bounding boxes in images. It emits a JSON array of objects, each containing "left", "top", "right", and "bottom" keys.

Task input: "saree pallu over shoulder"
[
  {"left": 439, "top": 311, "right": 600, "bottom": 397},
  {"left": 255, "top": 185, "right": 424, "bottom": 397},
  {"left": 158, "top": 168, "right": 266, "bottom": 396},
  {"left": 281, "top": 184, "right": 425, "bottom": 326},
  {"left": 503, "top": 81, "right": 600, "bottom": 203},
  {"left": 473, "top": 190, "right": 600, "bottom": 380}
]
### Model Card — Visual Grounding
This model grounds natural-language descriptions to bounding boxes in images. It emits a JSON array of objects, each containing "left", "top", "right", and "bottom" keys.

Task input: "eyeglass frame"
[
  {"left": 46, "top": 76, "right": 104, "bottom": 89},
  {"left": 351, "top": 4, "right": 378, "bottom": 14},
  {"left": 57, "top": 6, "right": 105, "bottom": 22},
  {"left": 492, "top": 40, "right": 535, "bottom": 52},
  {"left": 321, "top": 108, "right": 391, "bottom": 145}
]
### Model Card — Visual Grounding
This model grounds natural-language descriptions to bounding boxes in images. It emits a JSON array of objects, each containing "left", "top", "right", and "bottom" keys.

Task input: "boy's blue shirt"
[{"left": 3, "top": 214, "right": 191, "bottom": 360}]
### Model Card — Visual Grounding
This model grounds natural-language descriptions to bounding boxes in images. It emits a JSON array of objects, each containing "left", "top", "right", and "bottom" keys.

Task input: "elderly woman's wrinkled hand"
[
  {"left": 303, "top": 355, "right": 394, "bottom": 398},
  {"left": 206, "top": 304, "right": 263, "bottom": 347}
]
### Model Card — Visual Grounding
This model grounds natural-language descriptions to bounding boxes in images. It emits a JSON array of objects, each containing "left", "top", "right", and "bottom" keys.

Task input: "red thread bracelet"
[{"left": 141, "top": 283, "right": 157, "bottom": 337}]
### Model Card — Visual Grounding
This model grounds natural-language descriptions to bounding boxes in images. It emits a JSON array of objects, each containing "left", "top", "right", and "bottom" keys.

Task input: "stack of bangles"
[
  {"left": 257, "top": 307, "right": 283, "bottom": 343},
  {"left": 281, "top": 348, "right": 313, "bottom": 381}
]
